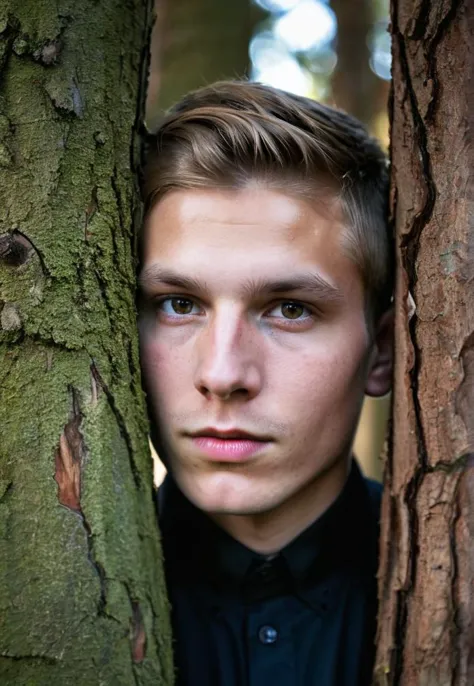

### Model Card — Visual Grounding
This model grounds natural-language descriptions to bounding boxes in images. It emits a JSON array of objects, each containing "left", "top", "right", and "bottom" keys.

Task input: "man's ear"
[{"left": 365, "top": 307, "right": 394, "bottom": 397}]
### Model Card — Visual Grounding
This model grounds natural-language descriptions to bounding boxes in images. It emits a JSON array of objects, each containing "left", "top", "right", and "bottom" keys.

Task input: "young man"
[{"left": 139, "top": 81, "right": 393, "bottom": 686}]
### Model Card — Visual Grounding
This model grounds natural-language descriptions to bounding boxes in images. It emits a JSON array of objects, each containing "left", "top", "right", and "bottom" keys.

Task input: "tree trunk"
[
  {"left": 0, "top": 1, "right": 173, "bottom": 684},
  {"left": 375, "top": 1, "right": 474, "bottom": 684},
  {"left": 330, "top": 0, "right": 387, "bottom": 129},
  {"left": 146, "top": 0, "right": 258, "bottom": 126},
  {"left": 330, "top": 0, "right": 390, "bottom": 482}
]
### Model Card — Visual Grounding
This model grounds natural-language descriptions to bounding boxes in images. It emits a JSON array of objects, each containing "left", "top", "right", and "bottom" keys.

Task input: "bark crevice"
[{"left": 90, "top": 361, "right": 142, "bottom": 489}]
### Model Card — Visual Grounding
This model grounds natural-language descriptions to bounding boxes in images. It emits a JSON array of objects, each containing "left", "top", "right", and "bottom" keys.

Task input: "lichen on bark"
[{"left": 0, "top": 1, "right": 173, "bottom": 684}]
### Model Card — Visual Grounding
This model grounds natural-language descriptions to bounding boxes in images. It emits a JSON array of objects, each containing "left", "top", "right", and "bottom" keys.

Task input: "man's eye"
[
  {"left": 267, "top": 301, "right": 310, "bottom": 320},
  {"left": 158, "top": 297, "right": 199, "bottom": 316}
]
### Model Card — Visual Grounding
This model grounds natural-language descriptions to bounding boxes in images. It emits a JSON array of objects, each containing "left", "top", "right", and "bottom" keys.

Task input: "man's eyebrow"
[
  {"left": 139, "top": 267, "right": 207, "bottom": 294},
  {"left": 139, "top": 266, "right": 343, "bottom": 301},
  {"left": 241, "top": 273, "right": 344, "bottom": 301}
]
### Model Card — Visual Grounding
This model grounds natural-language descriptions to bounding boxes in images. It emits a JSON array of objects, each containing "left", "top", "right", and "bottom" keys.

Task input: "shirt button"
[{"left": 258, "top": 625, "right": 278, "bottom": 645}]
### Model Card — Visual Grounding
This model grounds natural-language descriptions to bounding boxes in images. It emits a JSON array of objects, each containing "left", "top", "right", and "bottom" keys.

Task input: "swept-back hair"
[{"left": 142, "top": 80, "right": 392, "bottom": 322}]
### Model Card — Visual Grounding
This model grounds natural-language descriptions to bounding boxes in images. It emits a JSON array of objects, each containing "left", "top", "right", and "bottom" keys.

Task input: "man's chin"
[
  {"left": 185, "top": 489, "right": 267, "bottom": 516},
  {"left": 176, "top": 471, "right": 281, "bottom": 516}
]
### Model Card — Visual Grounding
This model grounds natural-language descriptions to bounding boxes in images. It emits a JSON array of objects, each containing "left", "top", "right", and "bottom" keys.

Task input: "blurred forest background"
[{"left": 146, "top": 0, "right": 391, "bottom": 482}]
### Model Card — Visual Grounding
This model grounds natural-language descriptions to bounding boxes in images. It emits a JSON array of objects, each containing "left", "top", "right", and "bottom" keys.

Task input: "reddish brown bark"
[
  {"left": 131, "top": 601, "right": 147, "bottom": 664},
  {"left": 54, "top": 414, "right": 83, "bottom": 512},
  {"left": 375, "top": 1, "right": 474, "bottom": 684}
]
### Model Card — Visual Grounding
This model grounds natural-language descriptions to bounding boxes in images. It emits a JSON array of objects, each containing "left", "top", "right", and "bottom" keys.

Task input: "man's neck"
[{"left": 210, "top": 457, "right": 352, "bottom": 555}]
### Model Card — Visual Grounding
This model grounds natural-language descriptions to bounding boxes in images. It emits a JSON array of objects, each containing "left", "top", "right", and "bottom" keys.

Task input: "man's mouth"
[
  {"left": 187, "top": 428, "right": 271, "bottom": 461},
  {"left": 189, "top": 427, "right": 270, "bottom": 441}
]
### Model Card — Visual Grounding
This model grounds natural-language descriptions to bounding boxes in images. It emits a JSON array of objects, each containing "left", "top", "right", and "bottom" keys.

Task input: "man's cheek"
[
  {"left": 142, "top": 343, "right": 183, "bottom": 401},
  {"left": 139, "top": 342, "right": 167, "bottom": 403}
]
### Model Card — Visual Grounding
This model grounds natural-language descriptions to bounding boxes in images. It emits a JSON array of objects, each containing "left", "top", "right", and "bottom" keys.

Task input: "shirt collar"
[{"left": 158, "top": 459, "right": 379, "bottom": 594}]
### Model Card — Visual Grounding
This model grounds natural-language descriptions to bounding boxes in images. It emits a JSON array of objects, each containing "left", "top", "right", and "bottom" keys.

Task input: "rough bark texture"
[
  {"left": 146, "top": 0, "right": 257, "bottom": 126},
  {"left": 0, "top": 1, "right": 173, "bottom": 684},
  {"left": 375, "top": 1, "right": 474, "bottom": 684}
]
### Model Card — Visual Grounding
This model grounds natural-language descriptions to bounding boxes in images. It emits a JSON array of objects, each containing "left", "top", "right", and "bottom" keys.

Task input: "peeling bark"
[
  {"left": 0, "top": 1, "right": 173, "bottom": 684},
  {"left": 131, "top": 601, "right": 147, "bottom": 664},
  {"left": 375, "top": 1, "right": 474, "bottom": 684},
  {"left": 54, "top": 393, "right": 83, "bottom": 511}
]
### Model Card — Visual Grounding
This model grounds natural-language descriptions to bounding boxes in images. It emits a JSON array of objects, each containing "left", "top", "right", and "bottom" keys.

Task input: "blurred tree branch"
[
  {"left": 147, "top": 0, "right": 263, "bottom": 127},
  {"left": 330, "top": 0, "right": 388, "bottom": 131}
]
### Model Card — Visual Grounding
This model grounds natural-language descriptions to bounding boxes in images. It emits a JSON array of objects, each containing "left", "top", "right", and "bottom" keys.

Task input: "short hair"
[{"left": 142, "top": 80, "right": 392, "bottom": 323}]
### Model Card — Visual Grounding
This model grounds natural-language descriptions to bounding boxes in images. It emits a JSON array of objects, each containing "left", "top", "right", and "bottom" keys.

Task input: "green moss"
[{"left": 0, "top": 0, "right": 173, "bottom": 683}]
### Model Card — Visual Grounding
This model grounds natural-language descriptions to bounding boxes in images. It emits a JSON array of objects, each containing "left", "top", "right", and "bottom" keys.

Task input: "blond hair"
[{"left": 142, "top": 80, "right": 392, "bottom": 322}]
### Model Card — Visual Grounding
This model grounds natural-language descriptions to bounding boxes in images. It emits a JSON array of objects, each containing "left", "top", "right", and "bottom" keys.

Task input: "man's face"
[{"left": 139, "top": 188, "right": 382, "bottom": 515}]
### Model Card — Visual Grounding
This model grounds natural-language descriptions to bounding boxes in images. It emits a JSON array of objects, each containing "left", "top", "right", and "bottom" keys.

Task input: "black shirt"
[{"left": 157, "top": 460, "right": 382, "bottom": 686}]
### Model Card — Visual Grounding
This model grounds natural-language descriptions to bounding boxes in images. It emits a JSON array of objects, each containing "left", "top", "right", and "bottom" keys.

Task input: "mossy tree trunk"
[
  {"left": 0, "top": 1, "right": 173, "bottom": 684},
  {"left": 375, "top": 0, "right": 474, "bottom": 683}
]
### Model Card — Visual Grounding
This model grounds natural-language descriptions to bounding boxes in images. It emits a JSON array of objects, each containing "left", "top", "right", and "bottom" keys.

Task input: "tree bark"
[
  {"left": 146, "top": 0, "right": 258, "bottom": 126},
  {"left": 0, "top": 1, "right": 173, "bottom": 684},
  {"left": 375, "top": 1, "right": 474, "bottom": 684}
]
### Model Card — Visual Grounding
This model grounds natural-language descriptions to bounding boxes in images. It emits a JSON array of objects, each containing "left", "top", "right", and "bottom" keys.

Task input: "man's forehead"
[
  {"left": 143, "top": 187, "right": 346, "bottom": 259},
  {"left": 148, "top": 187, "right": 309, "bottom": 227},
  {"left": 139, "top": 187, "right": 365, "bottom": 304}
]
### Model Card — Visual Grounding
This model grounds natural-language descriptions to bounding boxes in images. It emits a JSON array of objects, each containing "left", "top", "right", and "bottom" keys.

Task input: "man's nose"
[{"left": 193, "top": 310, "right": 262, "bottom": 401}]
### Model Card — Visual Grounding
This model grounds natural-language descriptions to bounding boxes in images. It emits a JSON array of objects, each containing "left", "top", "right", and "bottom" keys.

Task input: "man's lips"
[
  {"left": 188, "top": 427, "right": 270, "bottom": 441},
  {"left": 187, "top": 428, "right": 271, "bottom": 461}
]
